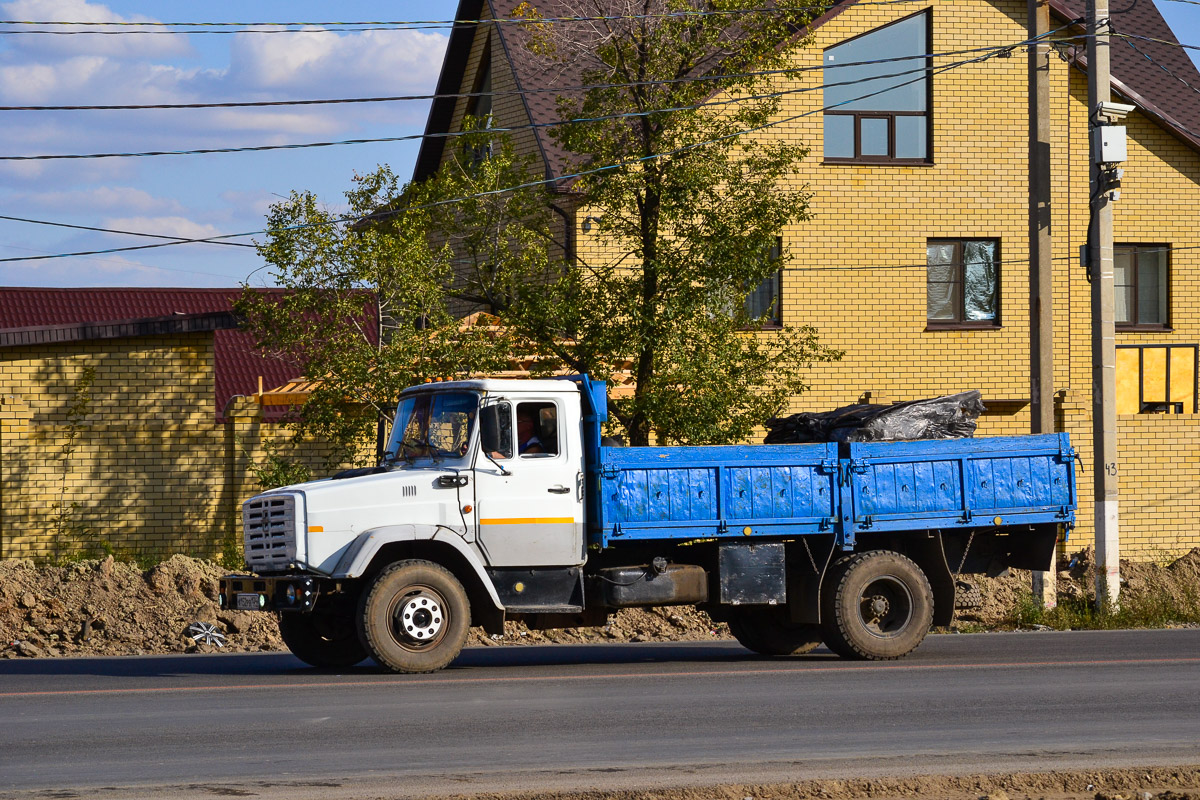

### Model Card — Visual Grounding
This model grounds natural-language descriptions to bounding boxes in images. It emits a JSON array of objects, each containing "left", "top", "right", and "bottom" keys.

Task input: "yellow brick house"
[{"left": 415, "top": 0, "right": 1200, "bottom": 560}]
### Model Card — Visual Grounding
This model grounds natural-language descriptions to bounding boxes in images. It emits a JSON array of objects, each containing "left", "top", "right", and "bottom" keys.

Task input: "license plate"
[{"left": 235, "top": 592, "right": 261, "bottom": 610}]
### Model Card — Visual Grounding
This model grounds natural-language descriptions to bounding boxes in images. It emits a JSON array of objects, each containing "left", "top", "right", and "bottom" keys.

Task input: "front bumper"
[{"left": 218, "top": 574, "right": 319, "bottom": 613}]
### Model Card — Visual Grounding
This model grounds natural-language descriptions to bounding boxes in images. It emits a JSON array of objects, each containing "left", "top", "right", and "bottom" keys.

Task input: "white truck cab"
[{"left": 225, "top": 377, "right": 592, "bottom": 672}]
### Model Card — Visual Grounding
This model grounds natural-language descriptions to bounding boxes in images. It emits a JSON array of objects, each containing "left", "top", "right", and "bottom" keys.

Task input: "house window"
[
  {"left": 745, "top": 237, "right": 783, "bottom": 325},
  {"left": 1116, "top": 344, "right": 1196, "bottom": 414},
  {"left": 927, "top": 239, "right": 999, "bottom": 327},
  {"left": 1115, "top": 244, "right": 1169, "bottom": 329},
  {"left": 463, "top": 38, "right": 494, "bottom": 163},
  {"left": 824, "top": 11, "right": 931, "bottom": 163},
  {"left": 466, "top": 60, "right": 493, "bottom": 123}
]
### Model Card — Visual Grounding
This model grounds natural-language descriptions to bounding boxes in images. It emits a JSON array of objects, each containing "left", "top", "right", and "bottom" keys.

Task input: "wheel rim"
[
  {"left": 857, "top": 575, "right": 913, "bottom": 639},
  {"left": 387, "top": 585, "right": 448, "bottom": 650}
]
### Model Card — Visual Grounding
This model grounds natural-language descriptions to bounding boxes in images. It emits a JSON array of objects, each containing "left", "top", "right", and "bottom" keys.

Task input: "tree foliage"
[
  {"left": 241, "top": 0, "right": 843, "bottom": 455},
  {"left": 237, "top": 162, "right": 519, "bottom": 465},
  {"left": 507, "top": 0, "right": 841, "bottom": 445}
]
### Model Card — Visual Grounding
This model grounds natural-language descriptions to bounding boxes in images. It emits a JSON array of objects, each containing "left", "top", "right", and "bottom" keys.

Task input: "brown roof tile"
[{"left": 0, "top": 288, "right": 307, "bottom": 422}]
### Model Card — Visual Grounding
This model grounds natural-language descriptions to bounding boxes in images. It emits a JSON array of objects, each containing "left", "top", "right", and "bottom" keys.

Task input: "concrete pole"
[
  {"left": 1028, "top": 0, "right": 1057, "bottom": 609},
  {"left": 1086, "top": 0, "right": 1121, "bottom": 608}
]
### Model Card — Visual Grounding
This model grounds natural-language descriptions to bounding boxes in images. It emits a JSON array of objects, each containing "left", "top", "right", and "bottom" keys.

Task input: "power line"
[
  {"left": 0, "top": 214, "right": 255, "bottom": 247},
  {"left": 0, "top": 3, "right": 927, "bottom": 34},
  {"left": 1114, "top": 31, "right": 1200, "bottom": 54},
  {"left": 0, "top": 41, "right": 1051, "bottom": 113},
  {"left": 1101, "top": 27, "right": 1200, "bottom": 143},
  {"left": 0, "top": 67, "right": 941, "bottom": 161},
  {"left": 0, "top": 241, "right": 249, "bottom": 279},
  {"left": 0, "top": 34, "right": 1083, "bottom": 162},
  {"left": 0, "top": 64, "right": 935, "bottom": 160},
  {"left": 0, "top": 26, "right": 1067, "bottom": 264},
  {"left": 1118, "top": 34, "right": 1200, "bottom": 101},
  {"left": 787, "top": 244, "right": 1200, "bottom": 271}
]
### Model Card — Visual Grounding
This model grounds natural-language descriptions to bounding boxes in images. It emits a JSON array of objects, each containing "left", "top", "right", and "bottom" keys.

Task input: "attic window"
[
  {"left": 823, "top": 10, "right": 931, "bottom": 164},
  {"left": 467, "top": 62, "right": 493, "bottom": 124},
  {"left": 465, "top": 37, "right": 493, "bottom": 127}
]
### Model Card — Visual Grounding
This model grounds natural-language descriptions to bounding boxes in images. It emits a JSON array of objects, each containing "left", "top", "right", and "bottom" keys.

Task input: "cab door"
[{"left": 474, "top": 397, "right": 584, "bottom": 567}]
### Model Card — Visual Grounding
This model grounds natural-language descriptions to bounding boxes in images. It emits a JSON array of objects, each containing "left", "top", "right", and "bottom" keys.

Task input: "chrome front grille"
[{"left": 242, "top": 494, "right": 299, "bottom": 572}]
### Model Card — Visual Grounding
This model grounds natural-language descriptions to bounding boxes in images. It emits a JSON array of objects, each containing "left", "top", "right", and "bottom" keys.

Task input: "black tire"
[
  {"left": 820, "top": 550, "right": 933, "bottom": 660},
  {"left": 358, "top": 560, "right": 470, "bottom": 674},
  {"left": 278, "top": 603, "right": 368, "bottom": 668},
  {"left": 728, "top": 605, "right": 822, "bottom": 656}
]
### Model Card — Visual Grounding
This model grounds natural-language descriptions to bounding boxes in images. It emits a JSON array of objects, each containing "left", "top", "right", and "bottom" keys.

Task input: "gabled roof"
[
  {"left": 0, "top": 288, "right": 297, "bottom": 422},
  {"left": 1054, "top": 0, "right": 1200, "bottom": 150},
  {"left": 414, "top": 0, "right": 585, "bottom": 185},
  {"left": 415, "top": 0, "right": 1200, "bottom": 183}
]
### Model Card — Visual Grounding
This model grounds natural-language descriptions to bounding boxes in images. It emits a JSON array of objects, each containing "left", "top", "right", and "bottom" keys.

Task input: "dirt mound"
[
  {"left": 3, "top": 547, "right": 1197, "bottom": 659},
  {"left": 0, "top": 555, "right": 282, "bottom": 657},
  {"left": 444, "top": 766, "right": 1200, "bottom": 800},
  {"left": 956, "top": 546, "right": 1200, "bottom": 629},
  {"left": 0, "top": 555, "right": 729, "bottom": 658}
]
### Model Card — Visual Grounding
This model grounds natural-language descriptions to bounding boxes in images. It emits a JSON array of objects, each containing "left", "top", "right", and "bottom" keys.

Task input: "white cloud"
[
  {"left": 0, "top": 17, "right": 447, "bottom": 151},
  {"left": 226, "top": 27, "right": 446, "bottom": 97},
  {"left": 206, "top": 108, "right": 344, "bottom": 138},
  {"left": 9, "top": 186, "right": 184, "bottom": 214},
  {"left": 103, "top": 215, "right": 222, "bottom": 241},
  {"left": 0, "top": 0, "right": 190, "bottom": 60}
]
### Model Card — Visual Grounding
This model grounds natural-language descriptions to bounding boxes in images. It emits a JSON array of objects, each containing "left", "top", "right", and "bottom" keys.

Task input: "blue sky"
[
  {"left": 0, "top": 0, "right": 459, "bottom": 288},
  {"left": 1, "top": 0, "right": 1198, "bottom": 289}
]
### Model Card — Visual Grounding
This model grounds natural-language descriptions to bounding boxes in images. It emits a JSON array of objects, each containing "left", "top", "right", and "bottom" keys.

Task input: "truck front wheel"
[
  {"left": 820, "top": 550, "right": 933, "bottom": 660},
  {"left": 728, "top": 606, "right": 822, "bottom": 656},
  {"left": 278, "top": 602, "right": 368, "bottom": 668},
  {"left": 358, "top": 560, "right": 471, "bottom": 674}
]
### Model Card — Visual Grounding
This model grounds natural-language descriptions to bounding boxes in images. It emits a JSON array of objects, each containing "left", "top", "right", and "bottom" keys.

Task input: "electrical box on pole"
[{"left": 1091, "top": 125, "right": 1127, "bottom": 163}]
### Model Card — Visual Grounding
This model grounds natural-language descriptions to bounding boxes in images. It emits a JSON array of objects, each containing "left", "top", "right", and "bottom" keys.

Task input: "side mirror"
[
  {"left": 479, "top": 402, "right": 513, "bottom": 459},
  {"left": 480, "top": 405, "right": 502, "bottom": 454}
]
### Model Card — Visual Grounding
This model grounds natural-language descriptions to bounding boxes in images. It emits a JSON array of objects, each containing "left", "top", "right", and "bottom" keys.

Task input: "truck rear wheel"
[
  {"left": 820, "top": 550, "right": 933, "bottom": 660},
  {"left": 278, "top": 603, "right": 368, "bottom": 668},
  {"left": 728, "top": 606, "right": 822, "bottom": 656},
  {"left": 358, "top": 560, "right": 470, "bottom": 674}
]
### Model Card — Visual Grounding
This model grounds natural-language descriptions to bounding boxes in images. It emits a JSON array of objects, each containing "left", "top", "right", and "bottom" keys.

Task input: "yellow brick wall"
[
  {"left": 790, "top": 1, "right": 1200, "bottom": 560},
  {"left": 0, "top": 335, "right": 346, "bottom": 562},
  {"left": 513, "top": 1, "right": 1200, "bottom": 560}
]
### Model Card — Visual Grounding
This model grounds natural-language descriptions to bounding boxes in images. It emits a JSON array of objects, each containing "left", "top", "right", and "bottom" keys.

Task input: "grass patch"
[{"left": 1009, "top": 583, "right": 1200, "bottom": 630}]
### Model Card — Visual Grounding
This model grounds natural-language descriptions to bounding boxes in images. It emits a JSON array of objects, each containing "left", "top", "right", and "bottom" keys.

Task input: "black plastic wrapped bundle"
[{"left": 764, "top": 390, "right": 986, "bottom": 444}]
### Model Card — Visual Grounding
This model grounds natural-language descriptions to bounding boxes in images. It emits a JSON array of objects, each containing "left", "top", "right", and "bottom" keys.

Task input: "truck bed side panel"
[
  {"left": 844, "top": 434, "right": 1076, "bottom": 538},
  {"left": 593, "top": 443, "right": 840, "bottom": 547}
]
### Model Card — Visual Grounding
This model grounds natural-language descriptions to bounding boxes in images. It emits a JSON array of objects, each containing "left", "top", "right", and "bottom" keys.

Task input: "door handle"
[{"left": 548, "top": 486, "right": 571, "bottom": 494}]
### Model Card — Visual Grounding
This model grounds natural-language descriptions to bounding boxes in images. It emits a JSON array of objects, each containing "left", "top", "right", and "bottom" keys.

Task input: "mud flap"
[
  {"left": 908, "top": 532, "right": 957, "bottom": 629},
  {"left": 787, "top": 535, "right": 836, "bottom": 625}
]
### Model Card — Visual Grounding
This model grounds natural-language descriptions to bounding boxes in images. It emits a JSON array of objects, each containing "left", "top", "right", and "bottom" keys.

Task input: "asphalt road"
[{"left": 1, "top": 629, "right": 1198, "bottom": 799}]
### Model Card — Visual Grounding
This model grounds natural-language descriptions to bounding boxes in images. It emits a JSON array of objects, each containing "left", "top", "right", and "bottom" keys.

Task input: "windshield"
[{"left": 385, "top": 391, "right": 479, "bottom": 464}]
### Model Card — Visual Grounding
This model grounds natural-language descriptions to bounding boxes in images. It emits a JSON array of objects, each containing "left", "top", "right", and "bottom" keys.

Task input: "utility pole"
[
  {"left": 1028, "top": 0, "right": 1056, "bottom": 609},
  {"left": 1087, "top": 0, "right": 1122, "bottom": 607}
]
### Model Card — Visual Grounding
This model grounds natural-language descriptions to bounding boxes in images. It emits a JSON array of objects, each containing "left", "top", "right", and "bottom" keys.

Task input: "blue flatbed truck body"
[
  {"left": 573, "top": 375, "right": 1078, "bottom": 549},
  {"left": 220, "top": 373, "right": 1081, "bottom": 671}
]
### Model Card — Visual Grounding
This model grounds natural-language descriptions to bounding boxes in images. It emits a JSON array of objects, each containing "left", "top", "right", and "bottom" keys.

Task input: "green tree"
[
  {"left": 237, "top": 164, "right": 515, "bottom": 466},
  {"left": 509, "top": 0, "right": 841, "bottom": 445},
  {"left": 425, "top": 120, "right": 564, "bottom": 316}
]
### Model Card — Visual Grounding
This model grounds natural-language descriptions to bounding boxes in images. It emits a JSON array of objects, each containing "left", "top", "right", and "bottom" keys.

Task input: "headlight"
[{"left": 284, "top": 584, "right": 297, "bottom": 606}]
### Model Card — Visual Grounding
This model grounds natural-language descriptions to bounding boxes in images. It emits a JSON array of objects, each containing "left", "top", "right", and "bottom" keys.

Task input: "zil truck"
[{"left": 218, "top": 375, "right": 1077, "bottom": 673}]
